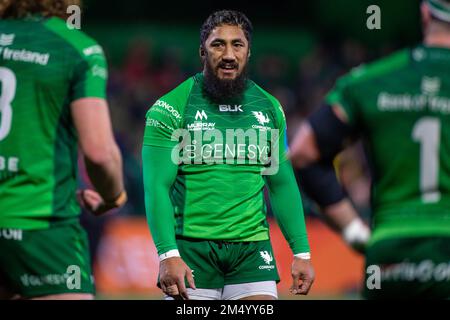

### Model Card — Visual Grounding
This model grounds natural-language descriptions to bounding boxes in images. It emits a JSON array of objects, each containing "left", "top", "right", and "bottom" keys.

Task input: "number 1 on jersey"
[
  {"left": 0, "top": 67, "right": 16, "bottom": 141},
  {"left": 412, "top": 117, "right": 441, "bottom": 203}
]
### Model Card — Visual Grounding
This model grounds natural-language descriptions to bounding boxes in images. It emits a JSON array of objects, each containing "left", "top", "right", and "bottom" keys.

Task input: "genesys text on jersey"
[{"left": 168, "top": 128, "right": 281, "bottom": 175}]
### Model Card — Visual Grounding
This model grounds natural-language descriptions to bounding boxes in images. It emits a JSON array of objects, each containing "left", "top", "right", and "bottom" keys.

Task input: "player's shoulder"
[
  {"left": 251, "top": 82, "right": 280, "bottom": 107},
  {"left": 165, "top": 75, "right": 197, "bottom": 100},
  {"left": 43, "top": 17, "right": 104, "bottom": 59},
  {"left": 146, "top": 76, "right": 196, "bottom": 118},
  {"left": 251, "top": 82, "right": 286, "bottom": 121},
  {"left": 338, "top": 48, "right": 411, "bottom": 87}
]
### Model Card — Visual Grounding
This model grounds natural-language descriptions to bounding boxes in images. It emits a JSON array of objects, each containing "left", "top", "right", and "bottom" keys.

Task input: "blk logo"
[{"left": 219, "top": 105, "right": 243, "bottom": 112}]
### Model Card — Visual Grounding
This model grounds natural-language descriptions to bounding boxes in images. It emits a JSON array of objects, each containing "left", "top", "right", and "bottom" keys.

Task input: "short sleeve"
[
  {"left": 325, "top": 74, "right": 359, "bottom": 127},
  {"left": 143, "top": 78, "right": 194, "bottom": 148},
  {"left": 143, "top": 99, "right": 183, "bottom": 148},
  {"left": 71, "top": 44, "right": 108, "bottom": 101}
]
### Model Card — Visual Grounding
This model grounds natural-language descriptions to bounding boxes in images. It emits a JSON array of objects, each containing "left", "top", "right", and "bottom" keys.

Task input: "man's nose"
[{"left": 222, "top": 44, "right": 236, "bottom": 61}]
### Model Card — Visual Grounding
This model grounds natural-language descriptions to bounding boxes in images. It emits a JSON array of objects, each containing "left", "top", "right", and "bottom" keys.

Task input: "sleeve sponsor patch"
[
  {"left": 83, "top": 45, "right": 104, "bottom": 57},
  {"left": 91, "top": 64, "right": 107, "bottom": 79}
]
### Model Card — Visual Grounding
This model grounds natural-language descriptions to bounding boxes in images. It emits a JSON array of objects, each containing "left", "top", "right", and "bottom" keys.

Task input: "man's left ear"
[{"left": 248, "top": 49, "right": 251, "bottom": 58}]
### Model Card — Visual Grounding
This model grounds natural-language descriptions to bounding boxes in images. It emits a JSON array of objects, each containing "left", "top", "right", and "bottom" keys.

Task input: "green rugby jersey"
[
  {"left": 326, "top": 45, "right": 450, "bottom": 243},
  {"left": 0, "top": 17, "right": 107, "bottom": 229},
  {"left": 143, "top": 73, "right": 289, "bottom": 241}
]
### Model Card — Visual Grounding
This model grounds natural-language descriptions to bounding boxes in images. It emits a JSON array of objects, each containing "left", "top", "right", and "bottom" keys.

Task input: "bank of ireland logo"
[
  {"left": 0, "top": 34, "right": 15, "bottom": 46},
  {"left": 252, "top": 111, "right": 270, "bottom": 126}
]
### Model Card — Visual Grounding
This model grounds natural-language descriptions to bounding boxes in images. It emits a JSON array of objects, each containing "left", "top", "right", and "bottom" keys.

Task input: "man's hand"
[
  {"left": 321, "top": 200, "right": 370, "bottom": 254},
  {"left": 290, "top": 258, "right": 315, "bottom": 295},
  {"left": 342, "top": 218, "right": 371, "bottom": 254},
  {"left": 77, "top": 189, "right": 126, "bottom": 216},
  {"left": 159, "top": 257, "right": 196, "bottom": 300}
]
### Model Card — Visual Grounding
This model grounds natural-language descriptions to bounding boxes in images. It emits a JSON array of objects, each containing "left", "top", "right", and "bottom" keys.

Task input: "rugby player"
[
  {"left": 0, "top": 0, "right": 126, "bottom": 299},
  {"left": 142, "top": 10, "right": 314, "bottom": 300},
  {"left": 290, "top": 0, "right": 450, "bottom": 299}
]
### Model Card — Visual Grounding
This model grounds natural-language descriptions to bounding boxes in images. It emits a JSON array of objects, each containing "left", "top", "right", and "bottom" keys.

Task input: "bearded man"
[{"left": 142, "top": 10, "right": 314, "bottom": 300}]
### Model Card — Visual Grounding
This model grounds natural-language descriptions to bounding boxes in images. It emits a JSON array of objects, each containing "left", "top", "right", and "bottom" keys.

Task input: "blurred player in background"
[
  {"left": 0, "top": 0, "right": 126, "bottom": 299},
  {"left": 143, "top": 10, "right": 314, "bottom": 300},
  {"left": 290, "top": 0, "right": 450, "bottom": 299}
]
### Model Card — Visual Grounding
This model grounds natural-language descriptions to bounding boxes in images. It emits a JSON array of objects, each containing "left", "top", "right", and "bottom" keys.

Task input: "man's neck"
[
  {"left": 425, "top": 35, "right": 450, "bottom": 48},
  {"left": 424, "top": 23, "right": 450, "bottom": 48}
]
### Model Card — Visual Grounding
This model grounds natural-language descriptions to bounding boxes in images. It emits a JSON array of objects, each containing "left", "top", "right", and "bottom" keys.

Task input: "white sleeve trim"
[
  {"left": 294, "top": 252, "right": 311, "bottom": 260},
  {"left": 159, "top": 249, "right": 180, "bottom": 262}
]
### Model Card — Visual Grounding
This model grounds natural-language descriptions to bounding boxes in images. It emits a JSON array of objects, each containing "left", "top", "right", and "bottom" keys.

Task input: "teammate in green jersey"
[
  {"left": 0, "top": 0, "right": 126, "bottom": 299},
  {"left": 290, "top": 0, "right": 450, "bottom": 299},
  {"left": 142, "top": 10, "right": 314, "bottom": 300}
]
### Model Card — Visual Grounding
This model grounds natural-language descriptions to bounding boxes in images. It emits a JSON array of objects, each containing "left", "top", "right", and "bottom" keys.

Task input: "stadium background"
[{"left": 76, "top": 0, "right": 422, "bottom": 299}]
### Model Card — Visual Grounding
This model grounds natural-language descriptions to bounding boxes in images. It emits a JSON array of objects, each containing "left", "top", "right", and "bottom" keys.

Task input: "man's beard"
[{"left": 202, "top": 59, "right": 248, "bottom": 103}]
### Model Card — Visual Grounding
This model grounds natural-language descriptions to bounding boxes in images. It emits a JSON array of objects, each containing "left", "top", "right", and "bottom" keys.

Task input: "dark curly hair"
[
  {"left": 0, "top": 0, "right": 81, "bottom": 19},
  {"left": 200, "top": 10, "right": 253, "bottom": 49}
]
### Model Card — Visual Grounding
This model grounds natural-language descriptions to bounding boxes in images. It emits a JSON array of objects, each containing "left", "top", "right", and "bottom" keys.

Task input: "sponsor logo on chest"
[
  {"left": 187, "top": 110, "right": 216, "bottom": 131},
  {"left": 219, "top": 104, "right": 243, "bottom": 112}
]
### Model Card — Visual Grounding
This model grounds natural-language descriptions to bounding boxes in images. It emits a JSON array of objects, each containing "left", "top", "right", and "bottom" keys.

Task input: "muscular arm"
[
  {"left": 289, "top": 105, "right": 369, "bottom": 252},
  {"left": 264, "top": 160, "right": 310, "bottom": 254},
  {"left": 289, "top": 105, "right": 350, "bottom": 167},
  {"left": 71, "top": 98, "right": 124, "bottom": 202},
  {"left": 289, "top": 121, "right": 321, "bottom": 168},
  {"left": 320, "top": 199, "right": 370, "bottom": 253},
  {"left": 142, "top": 145, "right": 178, "bottom": 255},
  {"left": 142, "top": 144, "right": 195, "bottom": 299},
  {"left": 264, "top": 160, "right": 314, "bottom": 294}
]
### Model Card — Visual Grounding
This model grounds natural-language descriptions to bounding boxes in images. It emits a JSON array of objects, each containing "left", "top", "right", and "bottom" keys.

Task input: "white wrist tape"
[
  {"left": 342, "top": 218, "right": 370, "bottom": 245},
  {"left": 159, "top": 249, "right": 180, "bottom": 262},
  {"left": 294, "top": 252, "right": 311, "bottom": 260}
]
